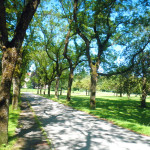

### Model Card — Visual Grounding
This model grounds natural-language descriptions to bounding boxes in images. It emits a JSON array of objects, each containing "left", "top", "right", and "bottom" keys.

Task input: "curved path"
[{"left": 22, "top": 93, "right": 150, "bottom": 150}]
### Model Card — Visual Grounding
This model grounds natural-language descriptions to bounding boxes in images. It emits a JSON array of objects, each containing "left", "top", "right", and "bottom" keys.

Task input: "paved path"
[
  {"left": 14, "top": 97, "right": 51, "bottom": 150},
  {"left": 22, "top": 93, "right": 150, "bottom": 150}
]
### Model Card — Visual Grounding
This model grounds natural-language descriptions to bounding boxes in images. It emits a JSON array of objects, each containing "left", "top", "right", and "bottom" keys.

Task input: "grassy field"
[
  {"left": 0, "top": 105, "right": 20, "bottom": 150},
  {"left": 21, "top": 88, "right": 150, "bottom": 136}
]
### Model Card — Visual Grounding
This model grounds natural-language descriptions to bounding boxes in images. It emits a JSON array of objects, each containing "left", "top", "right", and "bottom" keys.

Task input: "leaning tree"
[{"left": 0, "top": 0, "right": 40, "bottom": 145}]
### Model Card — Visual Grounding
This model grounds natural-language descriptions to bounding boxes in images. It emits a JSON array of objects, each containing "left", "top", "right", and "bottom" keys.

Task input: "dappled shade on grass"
[{"left": 41, "top": 94, "right": 150, "bottom": 136}]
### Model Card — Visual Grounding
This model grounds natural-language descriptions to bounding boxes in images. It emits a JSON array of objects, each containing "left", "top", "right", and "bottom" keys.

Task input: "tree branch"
[
  {"left": 98, "top": 40, "right": 150, "bottom": 76},
  {"left": 0, "top": 0, "right": 8, "bottom": 47},
  {"left": 11, "top": 0, "right": 40, "bottom": 48},
  {"left": 73, "top": 0, "right": 91, "bottom": 65}
]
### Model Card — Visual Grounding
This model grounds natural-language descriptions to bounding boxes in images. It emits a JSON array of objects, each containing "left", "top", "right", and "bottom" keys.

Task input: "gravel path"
[{"left": 22, "top": 92, "right": 150, "bottom": 150}]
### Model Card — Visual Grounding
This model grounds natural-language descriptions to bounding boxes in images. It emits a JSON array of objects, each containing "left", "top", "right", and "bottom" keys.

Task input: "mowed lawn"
[
  {"left": 21, "top": 89, "right": 150, "bottom": 136},
  {"left": 39, "top": 91, "right": 150, "bottom": 136}
]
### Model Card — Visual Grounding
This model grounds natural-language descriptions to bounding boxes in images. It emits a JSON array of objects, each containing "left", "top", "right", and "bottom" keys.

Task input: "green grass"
[
  {"left": 0, "top": 105, "right": 20, "bottom": 150},
  {"left": 21, "top": 88, "right": 37, "bottom": 93},
  {"left": 41, "top": 93, "right": 150, "bottom": 136}
]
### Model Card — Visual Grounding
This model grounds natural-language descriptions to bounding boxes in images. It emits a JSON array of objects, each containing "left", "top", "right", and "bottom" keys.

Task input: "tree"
[
  {"left": 32, "top": 50, "right": 56, "bottom": 96},
  {"left": 64, "top": 37, "right": 86, "bottom": 101},
  {"left": 134, "top": 51, "right": 150, "bottom": 107},
  {"left": 0, "top": 0, "right": 40, "bottom": 145},
  {"left": 72, "top": 0, "right": 150, "bottom": 109},
  {"left": 12, "top": 50, "right": 22, "bottom": 110},
  {"left": 72, "top": 0, "right": 121, "bottom": 109}
]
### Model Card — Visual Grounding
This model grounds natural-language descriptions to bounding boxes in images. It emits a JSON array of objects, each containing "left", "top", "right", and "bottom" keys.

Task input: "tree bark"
[
  {"left": 48, "top": 84, "right": 51, "bottom": 97},
  {"left": 60, "top": 87, "right": 63, "bottom": 95},
  {"left": 0, "top": 0, "right": 40, "bottom": 145},
  {"left": 40, "top": 86, "right": 42, "bottom": 95},
  {"left": 86, "top": 89, "right": 88, "bottom": 96},
  {"left": 43, "top": 84, "right": 46, "bottom": 95},
  {"left": 67, "top": 69, "right": 74, "bottom": 101},
  {"left": 37, "top": 86, "right": 39, "bottom": 94},
  {"left": 90, "top": 64, "right": 98, "bottom": 109},
  {"left": 12, "top": 52, "right": 22, "bottom": 110},
  {"left": 141, "top": 77, "right": 147, "bottom": 108},
  {"left": 0, "top": 47, "right": 17, "bottom": 145},
  {"left": 12, "top": 76, "right": 20, "bottom": 110},
  {"left": 55, "top": 77, "right": 59, "bottom": 99}
]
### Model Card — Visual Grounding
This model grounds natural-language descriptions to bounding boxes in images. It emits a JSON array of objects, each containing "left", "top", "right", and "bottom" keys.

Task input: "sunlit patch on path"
[{"left": 22, "top": 93, "right": 150, "bottom": 150}]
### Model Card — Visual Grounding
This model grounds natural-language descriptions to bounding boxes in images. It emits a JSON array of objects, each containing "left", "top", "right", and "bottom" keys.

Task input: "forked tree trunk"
[
  {"left": 67, "top": 70, "right": 74, "bottom": 101},
  {"left": 0, "top": 47, "right": 17, "bottom": 145},
  {"left": 12, "top": 76, "right": 20, "bottom": 110},
  {"left": 141, "top": 77, "right": 147, "bottom": 108},
  {"left": 55, "top": 77, "right": 59, "bottom": 99},
  {"left": 90, "top": 65, "right": 98, "bottom": 109}
]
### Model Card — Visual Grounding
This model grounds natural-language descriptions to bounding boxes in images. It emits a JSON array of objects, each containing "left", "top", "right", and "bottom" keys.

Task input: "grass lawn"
[
  {"left": 0, "top": 105, "right": 20, "bottom": 150},
  {"left": 40, "top": 92, "right": 150, "bottom": 136}
]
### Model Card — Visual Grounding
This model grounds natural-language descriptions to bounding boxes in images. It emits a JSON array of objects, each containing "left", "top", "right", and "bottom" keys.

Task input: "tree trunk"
[
  {"left": 141, "top": 77, "right": 147, "bottom": 108},
  {"left": 86, "top": 89, "right": 88, "bottom": 96},
  {"left": 40, "top": 86, "right": 42, "bottom": 95},
  {"left": 12, "top": 76, "right": 20, "bottom": 110},
  {"left": 0, "top": 0, "right": 40, "bottom": 145},
  {"left": 48, "top": 84, "right": 51, "bottom": 97},
  {"left": 12, "top": 53, "right": 22, "bottom": 110},
  {"left": 60, "top": 87, "right": 63, "bottom": 95},
  {"left": 43, "top": 90, "right": 45, "bottom": 95},
  {"left": 55, "top": 77, "right": 59, "bottom": 99},
  {"left": 37, "top": 86, "right": 39, "bottom": 94},
  {"left": 43, "top": 85, "right": 46, "bottom": 95},
  {"left": 90, "top": 65, "right": 98, "bottom": 109},
  {"left": 120, "top": 92, "right": 122, "bottom": 97},
  {"left": 0, "top": 47, "right": 17, "bottom": 145},
  {"left": 67, "top": 70, "right": 73, "bottom": 102}
]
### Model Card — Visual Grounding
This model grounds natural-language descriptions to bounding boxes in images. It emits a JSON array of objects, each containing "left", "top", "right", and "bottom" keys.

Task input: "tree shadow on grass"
[
  {"left": 25, "top": 93, "right": 150, "bottom": 150},
  {"left": 41, "top": 93, "right": 150, "bottom": 127}
]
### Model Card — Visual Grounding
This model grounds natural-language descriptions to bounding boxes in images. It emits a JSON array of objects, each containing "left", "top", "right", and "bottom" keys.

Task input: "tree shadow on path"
[
  {"left": 22, "top": 92, "right": 150, "bottom": 150},
  {"left": 13, "top": 98, "right": 51, "bottom": 150}
]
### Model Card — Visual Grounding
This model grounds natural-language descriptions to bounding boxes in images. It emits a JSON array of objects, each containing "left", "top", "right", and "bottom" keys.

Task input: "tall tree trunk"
[
  {"left": 141, "top": 77, "right": 147, "bottom": 108},
  {"left": 86, "top": 89, "right": 88, "bottom": 96},
  {"left": 12, "top": 76, "right": 20, "bottom": 110},
  {"left": 43, "top": 84, "right": 46, "bottom": 95},
  {"left": 12, "top": 52, "right": 22, "bottom": 110},
  {"left": 0, "top": 0, "right": 40, "bottom": 145},
  {"left": 119, "top": 92, "right": 122, "bottom": 97},
  {"left": 40, "top": 85, "right": 42, "bottom": 95},
  {"left": 55, "top": 77, "right": 59, "bottom": 99},
  {"left": 0, "top": 47, "right": 17, "bottom": 145},
  {"left": 90, "top": 65, "right": 98, "bottom": 109},
  {"left": 37, "top": 85, "right": 39, "bottom": 94},
  {"left": 48, "top": 84, "right": 51, "bottom": 97},
  {"left": 60, "top": 87, "right": 63, "bottom": 95},
  {"left": 67, "top": 69, "right": 74, "bottom": 101}
]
